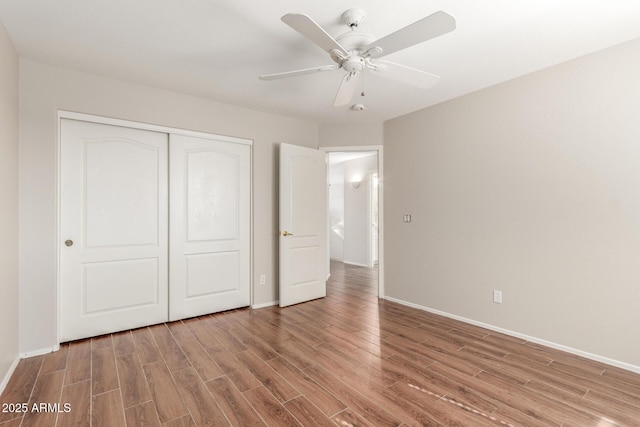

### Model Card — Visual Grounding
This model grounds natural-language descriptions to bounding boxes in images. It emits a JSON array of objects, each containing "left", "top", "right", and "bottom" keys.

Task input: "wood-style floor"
[{"left": 2, "top": 262, "right": 640, "bottom": 426}]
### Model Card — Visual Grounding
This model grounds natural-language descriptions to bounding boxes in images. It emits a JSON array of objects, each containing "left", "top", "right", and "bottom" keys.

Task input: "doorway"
[{"left": 321, "top": 146, "right": 383, "bottom": 298}]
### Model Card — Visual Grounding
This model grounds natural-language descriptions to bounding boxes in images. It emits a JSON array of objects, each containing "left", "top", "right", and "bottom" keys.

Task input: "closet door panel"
[
  {"left": 169, "top": 134, "right": 250, "bottom": 321},
  {"left": 60, "top": 119, "right": 169, "bottom": 341}
]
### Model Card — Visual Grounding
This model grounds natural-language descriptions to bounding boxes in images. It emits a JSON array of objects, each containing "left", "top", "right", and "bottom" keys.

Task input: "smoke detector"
[{"left": 351, "top": 103, "right": 367, "bottom": 111}]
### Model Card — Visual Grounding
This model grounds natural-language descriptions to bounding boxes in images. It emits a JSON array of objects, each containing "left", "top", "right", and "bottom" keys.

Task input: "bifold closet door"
[
  {"left": 169, "top": 134, "right": 251, "bottom": 321},
  {"left": 60, "top": 119, "right": 169, "bottom": 342}
]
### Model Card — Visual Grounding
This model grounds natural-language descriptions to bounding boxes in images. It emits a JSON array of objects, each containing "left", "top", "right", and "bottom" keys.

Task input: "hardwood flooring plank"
[
  {"left": 284, "top": 396, "right": 335, "bottom": 427},
  {"left": 268, "top": 336, "right": 318, "bottom": 371},
  {"left": 132, "top": 327, "right": 162, "bottom": 365},
  {"left": 167, "top": 320, "right": 193, "bottom": 340},
  {"left": 57, "top": 379, "right": 90, "bottom": 427},
  {"left": 234, "top": 350, "right": 299, "bottom": 403},
  {"left": 64, "top": 339, "right": 91, "bottom": 385},
  {"left": 40, "top": 344, "right": 69, "bottom": 375},
  {"left": 116, "top": 352, "right": 152, "bottom": 408},
  {"left": 205, "top": 326, "right": 247, "bottom": 354},
  {"left": 243, "top": 386, "right": 301, "bottom": 426},
  {"left": 0, "top": 356, "right": 43, "bottom": 423},
  {"left": 91, "top": 345, "right": 119, "bottom": 395},
  {"left": 279, "top": 322, "right": 326, "bottom": 348},
  {"left": 142, "top": 360, "right": 189, "bottom": 424},
  {"left": 237, "top": 334, "right": 280, "bottom": 362},
  {"left": 125, "top": 401, "right": 162, "bottom": 427},
  {"left": 20, "top": 370, "right": 65, "bottom": 427},
  {"left": 341, "top": 348, "right": 399, "bottom": 388},
  {"left": 152, "top": 332, "right": 191, "bottom": 372},
  {"left": 602, "top": 365, "right": 640, "bottom": 386},
  {"left": 91, "top": 334, "right": 113, "bottom": 349},
  {"left": 172, "top": 367, "right": 227, "bottom": 426},
  {"left": 162, "top": 414, "right": 196, "bottom": 427},
  {"left": 267, "top": 356, "right": 346, "bottom": 417},
  {"left": 206, "top": 346, "right": 261, "bottom": 392},
  {"left": 549, "top": 360, "right": 640, "bottom": 406},
  {"left": 475, "top": 370, "right": 575, "bottom": 425},
  {"left": 304, "top": 365, "right": 404, "bottom": 426},
  {"left": 92, "top": 389, "right": 126, "bottom": 427},
  {"left": 331, "top": 408, "right": 375, "bottom": 427},
  {"left": 113, "top": 330, "right": 136, "bottom": 356},
  {"left": 384, "top": 381, "right": 496, "bottom": 427},
  {"left": 324, "top": 324, "right": 381, "bottom": 353},
  {"left": 379, "top": 334, "right": 437, "bottom": 367},
  {"left": 175, "top": 337, "right": 223, "bottom": 382},
  {"left": 0, "top": 418, "right": 22, "bottom": 427},
  {"left": 206, "top": 376, "right": 266, "bottom": 426},
  {"left": 378, "top": 382, "right": 443, "bottom": 427},
  {"left": 428, "top": 362, "right": 501, "bottom": 414},
  {"left": 149, "top": 323, "right": 171, "bottom": 336},
  {"left": 499, "top": 352, "right": 590, "bottom": 396},
  {"left": 526, "top": 379, "right": 636, "bottom": 426},
  {"left": 182, "top": 319, "right": 221, "bottom": 349},
  {"left": 308, "top": 343, "right": 355, "bottom": 377}
]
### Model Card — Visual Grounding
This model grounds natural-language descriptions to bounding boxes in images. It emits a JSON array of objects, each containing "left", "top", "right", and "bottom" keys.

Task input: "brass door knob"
[
  {"left": 65, "top": 239, "right": 74, "bottom": 247},
  {"left": 282, "top": 231, "right": 294, "bottom": 236}
]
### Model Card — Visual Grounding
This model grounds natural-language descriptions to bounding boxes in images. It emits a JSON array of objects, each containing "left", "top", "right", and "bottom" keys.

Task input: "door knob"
[
  {"left": 65, "top": 239, "right": 74, "bottom": 247},
  {"left": 282, "top": 231, "right": 294, "bottom": 236}
]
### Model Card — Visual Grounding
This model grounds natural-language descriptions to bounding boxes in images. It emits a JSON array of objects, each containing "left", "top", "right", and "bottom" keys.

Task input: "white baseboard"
[
  {"left": 384, "top": 296, "right": 640, "bottom": 374},
  {"left": 343, "top": 260, "right": 369, "bottom": 268},
  {"left": 21, "top": 344, "right": 60, "bottom": 359},
  {"left": 0, "top": 355, "right": 20, "bottom": 395},
  {"left": 251, "top": 301, "right": 279, "bottom": 309}
]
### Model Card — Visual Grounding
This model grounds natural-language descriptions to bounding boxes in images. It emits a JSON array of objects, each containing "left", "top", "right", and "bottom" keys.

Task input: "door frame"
[
  {"left": 56, "top": 110, "right": 253, "bottom": 345},
  {"left": 320, "top": 145, "right": 384, "bottom": 298}
]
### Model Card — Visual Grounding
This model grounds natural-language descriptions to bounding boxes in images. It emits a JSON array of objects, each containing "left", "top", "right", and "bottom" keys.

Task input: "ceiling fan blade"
[
  {"left": 371, "top": 60, "right": 440, "bottom": 89},
  {"left": 363, "top": 11, "right": 455, "bottom": 59},
  {"left": 259, "top": 64, "right": 339, "bottom": 81},
  {"left": 282, "top": 13, "right": 348, "bottom": 56},
  {"left": 333, "top": 72, "right": 361, "bottom": 107}
]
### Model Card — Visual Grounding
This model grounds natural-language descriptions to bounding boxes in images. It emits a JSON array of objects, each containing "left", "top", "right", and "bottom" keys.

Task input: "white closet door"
[
  {"left": 60, "top": 119, "right": 169, "bottom": 341},
  {"left": 169, "top": 134, "right": 251, "bottom": 321}
]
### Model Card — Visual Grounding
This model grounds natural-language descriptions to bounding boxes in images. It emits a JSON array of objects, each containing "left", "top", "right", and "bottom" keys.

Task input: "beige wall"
[
  {"left": 319, "top": 122, "right": 383, "bottom": 147},
  {"left": 385, "top": 37, "right": 640, "bottom": 369},
  {"left": 0, "top": 21, "right": 20, "bottom": 384},
  {"left": 19, "top": 59, "right": 318, "bottom": 354}
]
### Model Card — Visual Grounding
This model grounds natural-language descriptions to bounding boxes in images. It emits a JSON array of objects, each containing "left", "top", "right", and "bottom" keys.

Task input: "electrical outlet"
[
  {"left": 259, "top": 274, "right": 266, "bottom": 285},
  {"left": 493, "top": 290, "right": 503, "bottom": 304}
]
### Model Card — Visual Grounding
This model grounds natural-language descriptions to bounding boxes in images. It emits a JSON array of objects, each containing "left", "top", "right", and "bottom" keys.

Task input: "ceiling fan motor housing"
[
  {"left": 333, "top": 31, "right": 375, "bottom": 68},
  {"left": 336, "top": 31, "right": 375, "bottom": 53}
]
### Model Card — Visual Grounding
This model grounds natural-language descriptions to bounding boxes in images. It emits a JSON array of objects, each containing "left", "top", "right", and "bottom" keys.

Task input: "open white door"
[
  {"left": 279, "top": 143, "right": 327, "bottom": 307},
  {"left": 169, "top": 134, "right": 251, "bottom": 320}
]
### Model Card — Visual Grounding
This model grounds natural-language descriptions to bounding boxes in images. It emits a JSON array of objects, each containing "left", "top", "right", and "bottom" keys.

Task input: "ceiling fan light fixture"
[
  {"left": 343, "top": 56, "right": 365, "bottom": 72},
  {"left": 351, "top": 103, "right": 367, "bottom": 111}
]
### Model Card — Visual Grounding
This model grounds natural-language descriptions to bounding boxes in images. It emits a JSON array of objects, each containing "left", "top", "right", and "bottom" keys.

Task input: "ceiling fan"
[{"left": 259, "top": 9, "right": 456, "bottom": 108}]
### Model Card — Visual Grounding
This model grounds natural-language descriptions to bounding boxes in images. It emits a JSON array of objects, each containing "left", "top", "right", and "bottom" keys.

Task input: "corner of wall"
[{"left": 0, "top": 18, "right": 21, "bottom": 389}]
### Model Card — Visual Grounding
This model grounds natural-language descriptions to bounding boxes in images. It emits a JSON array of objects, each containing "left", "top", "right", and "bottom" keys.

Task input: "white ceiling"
[{"left": 2, "top": 1, "right": 640, "bottom": 124}]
